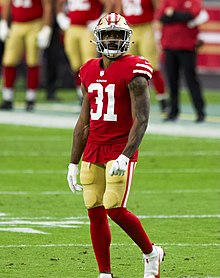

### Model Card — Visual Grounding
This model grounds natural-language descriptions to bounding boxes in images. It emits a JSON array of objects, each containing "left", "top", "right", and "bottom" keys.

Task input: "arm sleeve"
[{"left": 160, "top": 11, "right": 194, "bottom": 24}]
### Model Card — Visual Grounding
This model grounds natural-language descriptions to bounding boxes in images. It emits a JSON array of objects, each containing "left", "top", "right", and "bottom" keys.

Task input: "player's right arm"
[
  {"left": 0, "top": 0, "right": 11, "bottom": 41},
  {"left": 1, "top": 0, "right": 11, "bottom": 21},
  {"left": 70, "top": 85, "right": 90, "bottom": 165},
  {"left": 56, "top": 0, "right": 70, "bottom": 30},
  {"left": 67, "top": 85, "right": 90, "bottom": 193}
]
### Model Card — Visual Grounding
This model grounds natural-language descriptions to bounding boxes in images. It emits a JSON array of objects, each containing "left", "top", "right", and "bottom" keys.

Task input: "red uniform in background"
[
  {"left": 67, "top": 0, "right": 102, "bottom": 25},
  {"left": 156, "top": 0, "right": 201, "bottom": 50},
  {"left": 12, "top": 0, "right": 43, "bottom": 22},
  {"left": 56, "top": 0, "right": 111, "bottom": 103},
  {"left": 118, "top": 0, "right": 168, "bottom": 114},
  {"left": 155, "top": 0, "right": 206, "bottom": 122},
  {"left": 122, "top": 0, "right": 154, "bottom": 24},
  {"left": 0, "top": 0, "right": 52, "bottom": 111}
]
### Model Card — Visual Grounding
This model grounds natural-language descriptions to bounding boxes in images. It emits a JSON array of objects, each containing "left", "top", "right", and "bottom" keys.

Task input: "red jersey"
[
  {"left": 155, "top": 0, "right": 202, "bottom": 50},
  {"left": 11, "top": 0, "right": 43, "bottom": 22},
  {"left": 67, "top": 0, "right": 103, "bottom": 26},
  {"left": 79, "top": 54, "right": 153, "bottom": 164},
  {"left": 122, "top": 0, "right": 154, "bottom": 25}
]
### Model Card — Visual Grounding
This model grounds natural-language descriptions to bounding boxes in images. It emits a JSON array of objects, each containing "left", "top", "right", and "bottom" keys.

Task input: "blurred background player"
[
  {"left": 43, "top": 0, "right": 62, "bottom": 101},
  {"left": 56, "top": 0, "right": 114, "bottom": 103},
  {"left": 114, "top": 0, "right": 169, "bottom": 114},
  {"left": 155, "top": 0, "right": 208, "bottom": 122},
  {"left": 0, "top": 0, "right": 5, "bottom": 70},
  {"left": 0, "top": 0, "right": 53, "bottom": 111}
]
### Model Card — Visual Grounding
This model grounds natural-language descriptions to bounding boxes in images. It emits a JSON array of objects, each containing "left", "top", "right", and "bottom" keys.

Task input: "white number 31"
[{"left": 88, "top": 83, "right": 117, "bottom": 122}]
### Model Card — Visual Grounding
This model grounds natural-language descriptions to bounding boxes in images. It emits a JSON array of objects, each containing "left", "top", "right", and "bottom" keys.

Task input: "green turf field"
[{"left": 0, "top": 123, "right": 219, "bottom": 278}]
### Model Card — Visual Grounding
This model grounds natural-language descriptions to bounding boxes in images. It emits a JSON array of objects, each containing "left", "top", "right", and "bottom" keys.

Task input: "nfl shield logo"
[{"left": 100, "top": 70, "right": 104, "bottom": 77}]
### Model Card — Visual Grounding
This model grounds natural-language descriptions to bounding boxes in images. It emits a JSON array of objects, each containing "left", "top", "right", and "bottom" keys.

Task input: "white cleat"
[
  {"left": 99, "top": 273, "right": 113, "bottom": 278},
  {"left": 143, "top": 245, "right": 165, "bottom": 278}
]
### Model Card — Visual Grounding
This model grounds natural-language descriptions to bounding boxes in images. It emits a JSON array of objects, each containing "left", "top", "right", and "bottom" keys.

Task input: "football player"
[
  {"left": 0, "top": 0, "right": 4, "bottom": 69},
  {"left": 0, "top": 0, "right": 53, "bottom": 111},
  {"left": 67, "top": 13, "right": 164, "bottom": 278},
  {"left": 113, "top": 0, "right": 169, "bottom": 114},
  {"left": 56, "top": 0, "right": 114, "bottom": 103},
  {"left": 155, "top": 0, "right": 207, "bottom": 123}
]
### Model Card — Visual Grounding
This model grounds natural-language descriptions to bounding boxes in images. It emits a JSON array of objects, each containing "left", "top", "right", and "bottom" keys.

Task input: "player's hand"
[
  {"left": 37, "top": 26, "right": 52, "bottom": 49},
  {"left": 87, "top": 19, "right": 99, "bottom": 32},
  {"left": 87, "top": 13, "right": 104, "bottom": 32},
  {"left": 67, "top": 163, "right": 83, "bottom": 193},
  {"left": 109, "top": 154, "right": 129, "bottom": 176},
  {"left": 187, "top": 9, "right": 209, "bottom": 28},
  {"left": 56, "top": 12, "right": 71, "bottom": 31},
  {"left": 0, "top": 20, "right": 9, "bottom": 41}
]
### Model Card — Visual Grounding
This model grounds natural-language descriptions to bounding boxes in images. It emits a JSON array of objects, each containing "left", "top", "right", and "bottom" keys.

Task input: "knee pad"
[
  {"left": 103, "top": 175, "right": 124, "bottom": 209},
  {"left": 80, "top": 162, "right": 105, "bottom": 209},
  {"left": 83, "top": 189, "right": 98, "bottom": 210}
]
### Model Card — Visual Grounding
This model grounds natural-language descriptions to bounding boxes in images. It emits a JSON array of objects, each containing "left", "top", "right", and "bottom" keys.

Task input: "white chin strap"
[{"left": 103, "top": 49, "right": 121, "bottom": 59}]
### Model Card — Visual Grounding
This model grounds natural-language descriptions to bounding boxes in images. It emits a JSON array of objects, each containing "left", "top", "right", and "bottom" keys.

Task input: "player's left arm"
[
  {"left": 122, "top": 76, "right": 150, "bottom": 158},
  {"left": 109, "top": 75, "right": 150, "bottom": 176}
]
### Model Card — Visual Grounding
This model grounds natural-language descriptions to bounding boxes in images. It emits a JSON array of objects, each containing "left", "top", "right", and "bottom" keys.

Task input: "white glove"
[
  {"left": 56, "top": 12, "right": 71, "bottom": 31},
  {"left": 0, "top": 20, "right": 9, "bottom": 41},
  {"left": 67, "top": 163, "right": 83, "bottom": 193},
  {"left": 87, "top": 19, "right": 99, "bottom": 32},
  {"left": 109, "top": 154, "right": 129, "bottom": 176},
  {"left": 37, "top": 25, "right": 52, "bottom": 49},
  {"left": 187, "top": 9, "right": 209, "bottom": 28}
]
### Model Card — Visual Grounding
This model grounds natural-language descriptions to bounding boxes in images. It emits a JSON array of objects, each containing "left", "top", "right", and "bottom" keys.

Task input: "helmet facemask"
[{"left": 94, "top": 13, "right": 132, "bottom": 59}]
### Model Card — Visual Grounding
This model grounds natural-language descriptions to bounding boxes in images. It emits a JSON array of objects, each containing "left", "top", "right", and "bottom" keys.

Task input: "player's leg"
[
  {"left": 1, "top": 23, "right": 24, "bottom": 109},
  {"left": 80, "top": 162, "right": 112, "bottom": 275},
  {"left": 25, "top": 19, "right": 42, "bottom": 111},
  {"left": 105, "top": 161, "right": 164, "bottom": 277},
  {"left": 129, "top": 25, "right": 139, "bottom": 56},
  {"left": 137, "top": 24, "right": 168, "bottom": 114},
  {"left": 64, "top": 26, "right": 82, "bottom": 103},
  {"left": 105, "top": 161, "right": 152, "bottom": 253},
  {"left": 164, "top": 49, "right": 180, "bottom": 120},
  {"left": 181, "top": 50, "right": 205, "bottom": 122},
  {"left": 80, "top": 27, "right": 97, "bottom": 64}
]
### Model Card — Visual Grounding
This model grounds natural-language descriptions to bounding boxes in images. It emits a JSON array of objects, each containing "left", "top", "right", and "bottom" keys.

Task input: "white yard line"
[
  {"left": 0, "top": 110, "right": 220, "bottom": 138},
  {"left": 0, "top": 214, "right": 219, "bottom": 221},
  {"left": 0, "top": 189, "right": 219, "bottom": 195},
  {"left": 0, "top": 243, "right": 219, "bottom": 248},
  {"left": 0, "top": 168, "right": 219, "bottom": 174}
]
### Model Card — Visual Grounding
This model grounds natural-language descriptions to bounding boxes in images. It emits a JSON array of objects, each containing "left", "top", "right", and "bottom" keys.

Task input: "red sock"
[
  {"left": 88, "top": 206, "right": 111, "bottom": 273},
  {"left": 107, "top": 207, "right": 152, "bottom": 254},
  {"left": 152, "top": 70, "right": 165, "bottom": 96},
  {"left": 3, "top": 66, "right": 17, "bottom": 88},
  {"left": 27, "top": 66, "right": 39, "bottom": 89}
]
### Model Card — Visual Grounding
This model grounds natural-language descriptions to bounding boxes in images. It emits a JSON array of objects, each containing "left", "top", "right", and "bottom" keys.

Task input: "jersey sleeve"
[{"left": 125, "top": 56, "right": 153, "bottom": 85}]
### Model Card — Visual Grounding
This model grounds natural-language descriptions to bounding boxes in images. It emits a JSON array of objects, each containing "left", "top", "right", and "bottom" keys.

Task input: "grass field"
[{"left": 0, "top": 121, "right": 219, "bottom": 277}]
